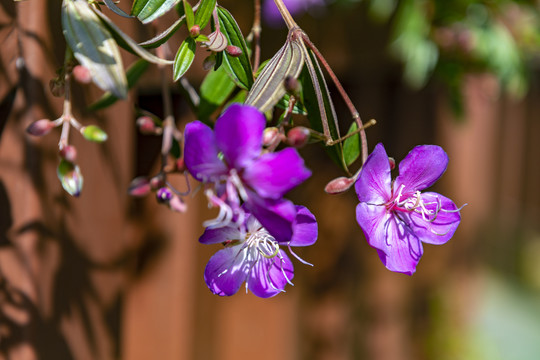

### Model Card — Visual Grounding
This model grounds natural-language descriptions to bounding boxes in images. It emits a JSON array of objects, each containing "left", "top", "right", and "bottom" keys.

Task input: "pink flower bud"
[
  {"left": 175, "top": 158, "right": 186, "bottom": 173},
  {"left": 263, "top": 127, "right": 280, "bottom": 146},
  {"left": 388, "top": 157, "right": 395, "bottom": 170},
  {"left": 26, "top": 119, "right": 55, "bottom": 136},
  {"left": 189, "top": 25, "right": 201, "bottom": 37},
  {"left": 225, "top": 45, "right": 242, "bottom": 57},
  {"left": 324, "top": 176, "right": 356, "bottom": 194},
  {"left": 136, "top": 116, "right": 157, "bottom": 135},
  {"left": 149, "top": 175, "right": 165, "bottom": 190},
  {"left": 287, "top": 127, "right": 310, "bottom": 148},
  {"left": 128, "top": 177, "right": 151, "bottom": 197},
  {"left": 72, "top": 65, "right": 92, "bottom": 84},
  {"left": 59, "top": 145, "right": 77, "bottom": 163}
]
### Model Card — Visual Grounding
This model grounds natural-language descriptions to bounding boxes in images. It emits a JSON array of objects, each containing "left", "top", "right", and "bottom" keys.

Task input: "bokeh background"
[{"left": 1, "top": 0, "right": 540, "bottom": 359}]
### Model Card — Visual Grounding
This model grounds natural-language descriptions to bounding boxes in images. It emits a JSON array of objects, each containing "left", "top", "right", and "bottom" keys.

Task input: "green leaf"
[
  {"left": 173, "top": 37, "right": 196, "bottom": 81},
  {"left": 57, "top": 159, "right": 83, "bottom": 197},
  {"left": 194, "top": 0, "right": 217, "bottom": 29},
  {"left": 245, "top": 38, "right": 304, "bottom": 112},
  {"left": 88, "top": 59, "right": 149, "bottom": 111},
  {"left": 183, "top": 0, "right": 194, "bottom": 29},
  {"left": 217, "top": 6, "right": 253, "bottom": 89},
  {"left": 343, "top": 122, "right": 360, "bottom": 166},
  {"left": 299, "top": 46, "right": 346, "bottom": 170},
  {"left": 62, "top": 0, "right": 127, "bottom": 98},
  {"left": 103, "top": 0, "right": 132, "bottom": 18},
  {"left": 92, "top": 7, "right": 173, "bottom": 65},
  {"left": 131, "top": 0, "right": 179, "bottom": 24},
  {"left": 198, "top": 65, "right": 237, "bottom": 121},
  {"left": 276, "top": 94, "right": 307, "bottom": 115}
]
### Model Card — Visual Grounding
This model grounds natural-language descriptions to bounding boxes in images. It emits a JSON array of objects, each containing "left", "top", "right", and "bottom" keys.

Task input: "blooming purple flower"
[
  {"left": 355, "top": 143, "right": 462, "bottom": 275},
  {"left": 200, "top": 206, "right": 317, "bottom": 298},
  {"left": 263, "top": 0, "right": 326, "bottom": 27},
  {"left": 183, "top": 104, "right": 311, "bottom": 241}
]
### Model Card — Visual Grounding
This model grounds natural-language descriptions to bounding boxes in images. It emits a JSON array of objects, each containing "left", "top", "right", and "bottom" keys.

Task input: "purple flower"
[
  {"left": 200, "top": 206, "right": 317, "bottom": 298},
  {"left": 184, "top": 104, "right": 311, "bottom": 241},
  {"left": 263, "top": 0, "right": 326, "bottom": 27},
  {"left": 355, "top": 143, "right": 462, "bottom": 275}
]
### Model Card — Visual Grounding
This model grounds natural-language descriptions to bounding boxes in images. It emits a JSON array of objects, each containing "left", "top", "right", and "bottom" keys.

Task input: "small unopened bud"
[
  {"left": 203, "top": 31, "right": 228, "bottom": 52},
  {"left": 128, "top": 177, "right": 151, "bottom": 197},
  {"left": 59, "top": 145, "right": 77, "bottom": 163},
  {"left": 189, "top": 25, "right": 200, "bottom": 37},
  {"left": 225, "top": 45, "right": 242, "bottom": 57},
  {"left": 72, "top": 65, "right": 92, "bottom": 84},
  {"left": 287, "top": 126, "right": 310, "bottom": 148},
  {"left": 26, "top": 119, "right": 55, "bottom": 136},
  {"left": 324, "top": 176, "right": 355, "bottom": 195},
  {"left": 284, "top": 76, "right": 301, "bottom": 97},
  {"left": 81, "top": 125, "right": 108, "bottom": 142},
  {"left": 149, "top": 175, "right": 165, "bottom": 190},
  {"left": 169, "top": 195, "right": 187, "bottom": 212},
  {"left": 136, "top": 116, "right": 157, "bottom": 135},
  {"left": 57, "top": 159, "right": 83, "bottom": 197},
  {"left": 203, "top": 55, "right": 217, "bottom": 71},
  {"left": 388, "top": 157, "right": 395, "bottom": 170},
  {"left": 263, "top": 127, "right": 280, "bottom": 146},
  {"left": 156, "top": 187, "right": 173, "bottom": 203},
  {"left": 49, "top": 78, "right": 65, "bottom": 97}
]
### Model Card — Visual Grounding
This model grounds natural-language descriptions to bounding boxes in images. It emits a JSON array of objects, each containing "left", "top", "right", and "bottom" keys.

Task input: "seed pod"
[
  {"left": 59, "top": 145, "right": 78, "bottom": 163},
  {"left": 225, "top": 45, "right": 242, "bottom": 57}
]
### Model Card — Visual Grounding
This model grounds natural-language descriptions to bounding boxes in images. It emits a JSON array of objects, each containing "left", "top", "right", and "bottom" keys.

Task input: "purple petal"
[
  {"left": 356, "top": 202, "right": 391, "bottom": 251},
  {"left": 204, "top": 246, "right": 250, "bottom": 296},
  {"left": 184, "top": 121, "right": 228, "bottom": 182},
  {"left": 247, "top": 250, "right": 294, "bottom": 298},
  {"left": 245, "top": 192, "right": 297, "bottom": 243},
  {"left": 199, "top": 225, "right": 242, "bottom": 245},
  {"left": 289, "top": 205, "right": 318, "bottom": 247},
  {"left": 405, "top": 192, "right": 461, "bottom": 245},
  {"left": 214, "top": 104, "right": 265, "bottom": 169},
  {"left": 243, "top": 148, "right": 311, "bottom": 199},
  {"left": 355, "top": 143, "right": 392, "bottom": 204},
  {"left": 394, "top": 145, "right": 448, "bottom": 196},
  {"left": 376, "top": 216, "right": 424, "bottom": 275}
]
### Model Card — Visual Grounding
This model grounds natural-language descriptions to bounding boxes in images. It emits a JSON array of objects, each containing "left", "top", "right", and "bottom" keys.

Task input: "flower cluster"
[{"left": 184, "top": 104, "right": 317, "bottom": 297}]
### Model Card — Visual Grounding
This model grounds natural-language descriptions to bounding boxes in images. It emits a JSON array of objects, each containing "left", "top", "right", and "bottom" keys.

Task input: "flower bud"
[
  {"left": 57, "top": 159, "right": 83, "bottom": 197},
  {"left": 324, "top": 176, "right": 355, "bottom": 195},
  {"left": 136, "top": 116, "right": 157, "bottom": 135},
  {"left": 284, "top": 76, "right": 301, "bottom": 97},
  {"left": 26, "top": 119, "right": 55, "bottom": 136},
  {"left": 202, "top": 55, "right": 217, "bottom": 71},
  {"left": 189, "top": 25, "right": 201, "bottom": 38},
  {"left": 388, "top": 157, "right": 395, "bottom": 170},
  {"left": 169, "top": 195, "right": 187, "bottom": 212},
  {"left": 203, "top": 31, "right": 228, "bottom": 52},
  {"left": 149, "top": 175, "right": 165, "bottom": 190},
  {"left": 59, "top": 145, "right": 77, "bottom": 163},
  {"left": 225, "top": 45, "right": 242, "bottom": 57},
  {"left": 156, "top": 187, "right": 173, "bottom": 203},
  {"left": 81, "top": 125, "right": 108, "bottom": 142},
  {"left": 128, "top": 177, "right": 151, "bottom": 197},
  {"left": 49, "top": 78, "right": 65, "bottom": 97},
  {"left": 72, "top": 65, "right": 92, "bottom": 84},
  {"left": 175, "top": 158, "right": 186, "bottom": 173},
  {"left": 263, "top": 127, "right": 280, "bottom": 146},
  {"left": 287, "top": 126, "right": 310, "bottom": 148}
]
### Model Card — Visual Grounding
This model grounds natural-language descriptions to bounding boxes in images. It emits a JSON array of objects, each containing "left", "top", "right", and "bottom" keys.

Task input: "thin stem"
[
  {"left": 251, "top": 0, "right": 262, "bottom": 72},
  {"left": 301, "top": 34, "right": 369, "bottom": 163},
  {"left": 59, "top": 49, "right": 73, "bottom": 150},
  {"left": 157, "top": 46, "right": 175, "bottom": 172},
  {"left": 273, "top": 0, "right": 298, "bottom": 30}
]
